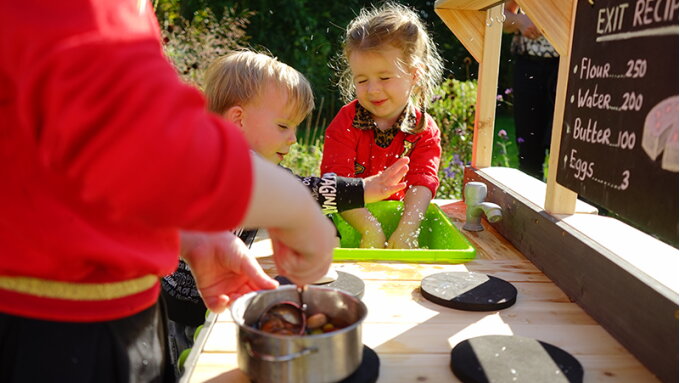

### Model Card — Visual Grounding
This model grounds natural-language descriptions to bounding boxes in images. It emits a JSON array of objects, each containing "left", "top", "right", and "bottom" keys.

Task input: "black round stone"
[
  {"left": 450, "top": 335, "right": 583, "bottom": 383},
  {"left": 420, "top": 271, "right": 517, "bottom": 311},
  {"left": 338, "top": 345, "right": 380, "bottom": 383}
]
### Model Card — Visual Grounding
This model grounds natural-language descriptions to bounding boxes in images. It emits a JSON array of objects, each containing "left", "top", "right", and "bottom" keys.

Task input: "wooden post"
[
  {"left": 513, "top": 0, "right": 578, "bottom": 214},
  {"left": 471, "top": 4, "right": 503, "bottom": 168}
]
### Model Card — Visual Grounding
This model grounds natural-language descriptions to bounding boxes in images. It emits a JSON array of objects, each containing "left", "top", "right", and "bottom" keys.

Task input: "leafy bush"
[
  {"left": 428, "top": 79, "right": 478, "bottom": 199},
  {"left": 280, "top": 140, "right": 324, "bottom": 178},
  {"left": 160, "top": 7, "right": 253, "bottom": 88}
]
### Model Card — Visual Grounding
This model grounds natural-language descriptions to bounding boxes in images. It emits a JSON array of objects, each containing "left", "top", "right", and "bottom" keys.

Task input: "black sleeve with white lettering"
[{"left": 283, "top": 168, "right": 365, "bottom": 214}]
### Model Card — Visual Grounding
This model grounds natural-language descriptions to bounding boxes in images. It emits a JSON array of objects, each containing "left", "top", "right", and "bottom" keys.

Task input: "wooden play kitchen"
[
  {"left": 182, "top": 0, "right": 678, "bottom": 382},
  {"left": 182, "top": 201, "right": 662, "bottom": 382}
]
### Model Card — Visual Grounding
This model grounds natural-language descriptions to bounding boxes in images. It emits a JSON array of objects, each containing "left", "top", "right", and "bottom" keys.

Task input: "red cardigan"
[
  {"left": 321, "top": 101, "right": 441, "bottom": 200},
  {"left": 0, "top": 0, "right": 252, "bottom": 321}
]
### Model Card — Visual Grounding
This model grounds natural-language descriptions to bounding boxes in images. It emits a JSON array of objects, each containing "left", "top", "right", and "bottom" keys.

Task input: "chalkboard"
[{"left": 557, "top": 0, "right": 678, "bottom": 245}]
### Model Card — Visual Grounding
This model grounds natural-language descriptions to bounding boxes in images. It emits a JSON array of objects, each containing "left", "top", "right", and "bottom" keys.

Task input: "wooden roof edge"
[{"left": 516, "top": 0, "right": 575, "bottom": 55}]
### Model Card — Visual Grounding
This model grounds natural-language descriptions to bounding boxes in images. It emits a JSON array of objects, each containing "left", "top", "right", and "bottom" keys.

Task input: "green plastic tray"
[{"left": 331, "top": 201, "right": 476, "bottom": 263}]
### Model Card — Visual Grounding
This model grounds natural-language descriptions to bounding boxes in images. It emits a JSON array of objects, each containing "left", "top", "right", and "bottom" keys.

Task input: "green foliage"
[
  {"left": 159, "top": 6, "right": 253, "bottom": 88},
  {"left": 280, "top": 140, "right": 324, "bottom": 178},
  {"left": 428, "top": 79, "right": 478, "bottom": 199},
  {"left": 155, "top": 0, "right": 481, "bottom": 123}
]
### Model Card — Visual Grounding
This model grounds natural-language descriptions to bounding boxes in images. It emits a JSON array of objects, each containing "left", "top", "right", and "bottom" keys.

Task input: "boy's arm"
[
  {"left": 387, "top": 185, "right": 432, "bottom": 249},
  {"left": 292, "top": 172, "right": 364, "bottom": 215},
  {"left": 288, "top": 156, "right": 409, "bottom": 214}
]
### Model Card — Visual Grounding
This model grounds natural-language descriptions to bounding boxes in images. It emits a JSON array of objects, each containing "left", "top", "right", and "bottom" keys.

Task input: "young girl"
[{"left": 320, "top": 2, "right": 444, "bottom": 249}]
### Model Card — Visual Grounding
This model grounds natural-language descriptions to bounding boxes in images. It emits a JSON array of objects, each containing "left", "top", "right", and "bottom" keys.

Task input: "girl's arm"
[
  {"left": 387, "top": 185, "right": 432, "bottom": 249},
  {"left": 340, "top": 208, "right": 386, "bottom": 248},
  {"left": 388, "top": 116, "right": 441, "bottom": 249}
]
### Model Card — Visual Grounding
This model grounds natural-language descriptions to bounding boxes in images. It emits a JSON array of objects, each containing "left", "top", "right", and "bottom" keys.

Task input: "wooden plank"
[
  {"left": 205, "top": 321, "right": 639, "bottom": 357},
  {"left": 442, "top": 201, "right": 529, "bottom": 261},
  {"left": 190, "top": 352, "right": 658, "bottom": 383},
  {"left": 516, "top": 0, "right": 573, "bottom": 55},
  {"left": 256, "top": 259, "right": 548, "bottom": 282},
  {"left": 187, "top": 353, "right": 246, "bottom": 383},
  {"left": 474, "top": 166, "right": 598, "bottom": 214},
  {"left": 434, "top": 0, "right": 503, "bottom": 11},
  {"left": 215, "top": 299, "right": 596, "bottom": 326},
  {"left": 471, "top": 4, "right": 503, "bottom": 168},
  {"left": 543, "top": 0, "right": 579, "bottom": 214},
  {"left": 435, "top": 8, "right": 485, "bottom": 62},
  {"left": 465, "top": 168, "right": 678, "bottom": 382}
]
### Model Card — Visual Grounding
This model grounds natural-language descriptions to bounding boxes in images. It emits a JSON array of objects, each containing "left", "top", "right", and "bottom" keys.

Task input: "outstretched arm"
[
  {"left": 363, "top": 157, "right": 410, "bottom": 203},
  {"left": 239, "top": 154, "right": 337, "bottom": 285}
]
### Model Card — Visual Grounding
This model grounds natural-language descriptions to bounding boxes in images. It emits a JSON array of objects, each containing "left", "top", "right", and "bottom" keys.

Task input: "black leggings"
[
  {"left": 0, "top": 301, "right": 176, "bottom": 383},
  {"left": 512, "top": 55, "right": 559, "bottom": 179}
]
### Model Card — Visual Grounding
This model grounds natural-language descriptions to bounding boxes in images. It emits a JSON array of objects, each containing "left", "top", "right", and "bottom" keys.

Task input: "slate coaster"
[
  {"left": 450, "top": 335, "right": 583, "bottom": 383},
  {"left": 338, "top": 345, "right": 380, "bottom": 383},
  {"left": 420, "top": 272, "right": 517, "bottom": 311},
  {"left": 275, "top": 271, "right": 365, "bottom": 299}
]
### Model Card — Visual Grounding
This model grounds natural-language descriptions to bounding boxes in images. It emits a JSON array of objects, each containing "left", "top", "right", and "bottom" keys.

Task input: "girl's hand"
[
  {"left": 360, "top": 222, "right": 387, "bottom": 249},
  {"left": 386, "top": 185, "right": 432, "bottom": 249},
  {"left": 387, "top": 227, "right": 419, "bottom": 249},
  {"left": 363, "top": 157, "right": 410, "bottom": 203},
  {"left": 340, "top": 208, "right": 386, "bottom": 248}
]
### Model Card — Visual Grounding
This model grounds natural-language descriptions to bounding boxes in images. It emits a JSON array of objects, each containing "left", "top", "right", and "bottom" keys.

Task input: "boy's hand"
[
  {"left": 181, "top": 230, "right": 279, "bottom": 313},
  {"left": 363, "top": 157, "right": 410, "bottom": 203}
]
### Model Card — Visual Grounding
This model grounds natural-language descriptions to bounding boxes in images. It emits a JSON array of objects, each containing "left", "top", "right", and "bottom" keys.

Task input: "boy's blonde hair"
[
  {"left": 204, "top": 50, "right": 314, "bottom": 125},
  {"left": 337, "top": 2, "right": 443, "bottom": 121}
]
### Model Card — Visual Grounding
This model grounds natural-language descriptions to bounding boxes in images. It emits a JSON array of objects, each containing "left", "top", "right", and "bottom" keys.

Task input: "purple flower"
[
  {"left": 517, "top": 137, "right": 525, "bottom": 144},
  {"left": 496, "top": 95, "right": 503, "bottom": 101},
  {"left": 452, "top": 154, "right": 464, "bottom": 167},
  {"left": 497, "top": 129, "right": 508, "bottom": 139},
  {"left": 504, "top": 88, "right": 513, "bottom": 95},
  {"left": 444, "top": 166, "right": 457, "bottom": 178}
]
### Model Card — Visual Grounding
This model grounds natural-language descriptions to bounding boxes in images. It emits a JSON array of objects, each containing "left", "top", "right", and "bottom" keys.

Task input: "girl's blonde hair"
[
  {"left": 337, "top": 2, "right": 443, "bottom": 121},
  {"left": 204, "top": 50, "right": 314, "bottom": 125}
]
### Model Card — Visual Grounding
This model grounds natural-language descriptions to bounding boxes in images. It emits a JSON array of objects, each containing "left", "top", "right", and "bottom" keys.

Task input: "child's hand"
[
  {"left": 386, "top": 185, "right": 432, "bottom": 249},
  {"left": 363, "top": 157, "right": 410, "bottom": 203},
  {"left": 387, "top": 227, "right": 419, "bottom": 249},
  {"left": 181, "top": 231, "right": 279, "bottom": 313},
  {"left": 340, "top": 208, "right": 386, "bottom": 248},
  {"left": 360, "top": 222, "right": 387, "bottom": 248}
]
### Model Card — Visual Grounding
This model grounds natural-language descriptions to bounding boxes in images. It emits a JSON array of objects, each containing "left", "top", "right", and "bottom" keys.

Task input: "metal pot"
[{"left": 230, "top": 285, "right": 367, "bottom": 383}]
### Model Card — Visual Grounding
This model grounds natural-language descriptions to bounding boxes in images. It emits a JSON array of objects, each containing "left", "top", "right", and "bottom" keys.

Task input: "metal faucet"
[{"left": 463, "top": 182, "right": 502, "bottom": 231}]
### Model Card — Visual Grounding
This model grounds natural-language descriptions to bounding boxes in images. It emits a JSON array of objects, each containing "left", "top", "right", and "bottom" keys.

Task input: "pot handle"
[{"left": 245, "top": 340, "right": 318, "bottom": 362}]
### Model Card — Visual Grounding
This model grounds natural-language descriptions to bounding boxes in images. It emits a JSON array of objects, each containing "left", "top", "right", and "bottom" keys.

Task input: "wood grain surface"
[{"left": 182, "top": 201, "right": 659, "bottom": 383}]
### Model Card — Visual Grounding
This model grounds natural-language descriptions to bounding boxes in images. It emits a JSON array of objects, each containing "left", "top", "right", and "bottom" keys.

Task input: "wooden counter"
[{"left": 182, "top": 201, "right": 659, "bottom": 382}]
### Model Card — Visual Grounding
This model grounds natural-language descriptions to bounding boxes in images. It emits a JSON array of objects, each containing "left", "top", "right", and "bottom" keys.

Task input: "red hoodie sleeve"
[
  {"left": 406, "top": 115, "right": 442, "bottom": 197},
  {"left": 320, "top": 103, "right": 360, "bottom": 177},
  {"left": 5, "top": 0, "right": 252, "bottom": 231}
]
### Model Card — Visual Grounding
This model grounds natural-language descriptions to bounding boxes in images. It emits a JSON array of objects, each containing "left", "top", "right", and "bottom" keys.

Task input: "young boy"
[{"left": 162, "top": 50, "right": 409, "bottom": 370}]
